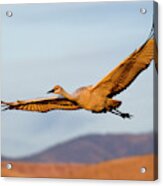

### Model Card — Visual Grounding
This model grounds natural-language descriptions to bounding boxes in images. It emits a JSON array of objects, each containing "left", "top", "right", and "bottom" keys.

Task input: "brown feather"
[
  {"left": 1, "top": 97, "right": 81, "bottom": 113},
  {"left": 91, "top": 38, "right": 157, "bottom": 97}
]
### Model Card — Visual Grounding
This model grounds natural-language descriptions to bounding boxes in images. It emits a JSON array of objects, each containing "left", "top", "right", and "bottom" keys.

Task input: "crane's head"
[{"left": 47, "top": 85, "right": 63, "bottom": 95}]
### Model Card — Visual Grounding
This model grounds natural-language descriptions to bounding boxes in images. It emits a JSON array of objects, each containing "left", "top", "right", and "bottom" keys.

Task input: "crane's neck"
[{"left": 60, "top": 89, "right": 75, "bottom": 101}]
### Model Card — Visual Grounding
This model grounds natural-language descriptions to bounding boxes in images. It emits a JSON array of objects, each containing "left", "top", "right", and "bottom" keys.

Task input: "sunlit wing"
[
  {"left": 91, "top": 38, "right": 157, "bottom": 97},
  {"left": 1, "top": 97, "right": 81, "bottom": 112}
]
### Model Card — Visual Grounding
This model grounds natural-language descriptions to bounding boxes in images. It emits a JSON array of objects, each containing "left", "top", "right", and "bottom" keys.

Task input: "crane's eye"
[{"left": 54, "top": 86, "right": 61, "bottom": 93}]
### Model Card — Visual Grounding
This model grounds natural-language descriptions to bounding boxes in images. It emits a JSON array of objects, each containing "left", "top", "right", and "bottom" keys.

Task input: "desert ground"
[{"left": 1, "top": 154, "right": 157, "bottom": 180}]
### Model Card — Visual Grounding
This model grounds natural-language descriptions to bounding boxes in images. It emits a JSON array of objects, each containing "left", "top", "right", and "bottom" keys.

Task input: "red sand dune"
[{"left": 1, "top": 154, "right": 157, "bottom": 181}]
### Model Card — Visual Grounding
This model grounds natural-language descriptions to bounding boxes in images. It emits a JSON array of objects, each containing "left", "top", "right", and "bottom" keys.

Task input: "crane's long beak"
[{"left": 47, "top": 89, "right": 54, "bottom": 94}]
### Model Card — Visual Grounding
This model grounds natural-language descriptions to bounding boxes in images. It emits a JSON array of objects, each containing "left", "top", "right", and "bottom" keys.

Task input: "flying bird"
[{"left": 1, "top": 37, "right": 157, "bottom": 119}]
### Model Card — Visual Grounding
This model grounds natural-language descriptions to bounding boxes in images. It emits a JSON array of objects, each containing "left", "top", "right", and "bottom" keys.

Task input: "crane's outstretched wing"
[
  {"left": 91, "top": 38, "right": 156, "bottom": 98},
  {"left": 1, "top": 97, "right": 81, "bottom": 112}
]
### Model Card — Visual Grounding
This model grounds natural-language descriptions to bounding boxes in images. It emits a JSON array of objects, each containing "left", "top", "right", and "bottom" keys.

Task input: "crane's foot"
[
  {"left": 120, "top": 113, "right": 133, "bottom": 119},
  {"left": 110, "top": 109, "right": 133, "bottom": 119}
]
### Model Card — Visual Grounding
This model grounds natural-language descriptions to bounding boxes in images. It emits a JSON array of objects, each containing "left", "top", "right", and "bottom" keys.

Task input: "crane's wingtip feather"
[
  {"left": 1, "top": 107, "right": 9, "bottom": 111},
  {"left": 1, "top": 101, "right": 11, "bottom": 111}
]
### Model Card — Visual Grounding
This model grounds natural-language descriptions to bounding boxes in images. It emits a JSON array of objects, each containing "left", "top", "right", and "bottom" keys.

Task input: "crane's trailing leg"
[{"left": 110, "top": 109, "right": 133, "bottom": 119}]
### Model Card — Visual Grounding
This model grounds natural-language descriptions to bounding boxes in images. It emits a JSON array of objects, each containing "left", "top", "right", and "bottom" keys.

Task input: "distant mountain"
[{"left": 2, "top": 133, "right": 154, "bottom": 163}]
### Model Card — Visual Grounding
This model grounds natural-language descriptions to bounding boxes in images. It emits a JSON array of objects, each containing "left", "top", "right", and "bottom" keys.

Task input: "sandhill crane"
[{"left": 1, "top": 37, "right": 157, "bottom": 119}]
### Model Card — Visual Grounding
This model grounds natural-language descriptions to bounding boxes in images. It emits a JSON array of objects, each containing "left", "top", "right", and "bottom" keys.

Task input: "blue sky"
[{"left": 1, "top": 1, "right": 156, "bottom": 158}]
